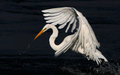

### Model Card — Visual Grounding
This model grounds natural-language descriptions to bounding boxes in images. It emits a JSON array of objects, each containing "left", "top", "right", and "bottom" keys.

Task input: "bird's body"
[{"left": 34, "top": 7, "right": 108, "bottom": 65}]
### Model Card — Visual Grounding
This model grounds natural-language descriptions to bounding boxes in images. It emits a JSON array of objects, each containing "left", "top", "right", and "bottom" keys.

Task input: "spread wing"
[
  {"left": 42, "top": 7, "right": 78, "bottom": 33},
  {"left": 42, "top": 7, "right": 107, "bottom": 64}
]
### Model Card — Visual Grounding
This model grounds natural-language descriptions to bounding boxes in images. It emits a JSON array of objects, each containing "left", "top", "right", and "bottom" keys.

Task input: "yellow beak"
[{"left": 34, "top": 28, "right": 46, "bottom": 40}]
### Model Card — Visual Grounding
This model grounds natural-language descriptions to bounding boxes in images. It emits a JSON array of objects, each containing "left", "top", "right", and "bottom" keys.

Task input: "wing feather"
[
  {"left": 51, "top": 11, "right": 71, "bottom": 25},
  {"left": 46, "top": 13, "right": 66, "bottom": 23},
  {"left": 58, "top": 14, "right": 74, "bottom": 29},
  {"left": 71, "top": 10, "right": 107, "bottom": 64},
  {"left": 65, "top": 16, "right": 75, "bottom": 32},
  {"left": 43, "top": 10, "right": 64, "bottom": 17},
  {"left": 82, "top": 16, "right": 100, "bottom": 47},
  {"left": 42, "top": 7, "right": 107, "bottom": 64},
  {"left": 42, "top": 7, "right": 70, "bottom": 13},
  {"left": 71, "top": 19, "right": 77, "bottom": 32},
  {"left": 42, "top": 7, "right": 77, "bottom": 33}
]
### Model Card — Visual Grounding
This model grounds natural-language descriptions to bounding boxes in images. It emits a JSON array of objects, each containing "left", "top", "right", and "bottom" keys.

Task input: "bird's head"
[{"left": 34, "top": 24, "right": 51, "bottom": 40}]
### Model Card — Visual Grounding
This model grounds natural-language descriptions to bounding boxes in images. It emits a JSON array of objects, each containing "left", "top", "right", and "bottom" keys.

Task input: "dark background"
[{"left": 0, "top": 0, "right": 120, "bottom": 75}]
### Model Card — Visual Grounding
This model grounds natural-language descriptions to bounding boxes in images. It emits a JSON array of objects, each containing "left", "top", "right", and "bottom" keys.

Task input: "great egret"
[{"left": 34, "top": 7, "right": 108, "bottom": 65}]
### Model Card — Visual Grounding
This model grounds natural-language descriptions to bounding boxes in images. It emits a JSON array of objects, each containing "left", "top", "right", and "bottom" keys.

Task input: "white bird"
[{"left": 34, "top": 7, "right": 108, "bottom": 65}]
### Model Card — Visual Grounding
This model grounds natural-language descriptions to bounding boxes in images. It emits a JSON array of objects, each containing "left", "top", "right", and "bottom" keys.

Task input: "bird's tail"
[{"left": 92, "top": 49, "right": 108, "bottom": 65}]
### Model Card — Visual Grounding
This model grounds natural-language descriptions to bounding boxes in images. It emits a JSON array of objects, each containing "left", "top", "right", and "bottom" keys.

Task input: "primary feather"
[{"left": 42, "top": 7, "right": 77, "bottom": 33}]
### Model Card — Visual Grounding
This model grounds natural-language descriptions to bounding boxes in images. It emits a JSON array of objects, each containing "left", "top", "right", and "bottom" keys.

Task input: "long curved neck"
[{"left": 49, "top": 25, "right": 63, "bottom": 51}]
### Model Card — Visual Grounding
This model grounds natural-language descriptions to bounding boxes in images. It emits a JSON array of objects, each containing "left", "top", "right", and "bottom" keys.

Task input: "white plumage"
[
  {"left": 42, "top": 7, "right": 77, "bottom": 33},
  {"left": 34, "top": 7, "right": 108, "bottom": 65}
]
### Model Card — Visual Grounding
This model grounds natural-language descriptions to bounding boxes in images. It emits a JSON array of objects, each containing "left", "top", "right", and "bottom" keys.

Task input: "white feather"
[
  {"left": 41, "top": 7, "right": 108, "bottom": 65},
  {"left": 42, "top": 7, "right": 70, "bottom": 13},
  {"left": 42, "top": 7, "right": 77, "bottom": 32},
  {"left": 58, "top": 14, "right": 74, "bottom": 29},
  {"left": 71, "top": 19, "right": 77, "bottom": 32},
  {"left": 65, "top": 16, "right": 75, "bottom": 32}
]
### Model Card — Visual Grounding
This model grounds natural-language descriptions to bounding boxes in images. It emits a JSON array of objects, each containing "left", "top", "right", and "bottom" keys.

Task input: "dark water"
[
  {"left": 0, "top": 55, "right": 120, "bottom": 75},
  {"left": 0, "top": 0, "right": 120, "bottom": 75}
]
